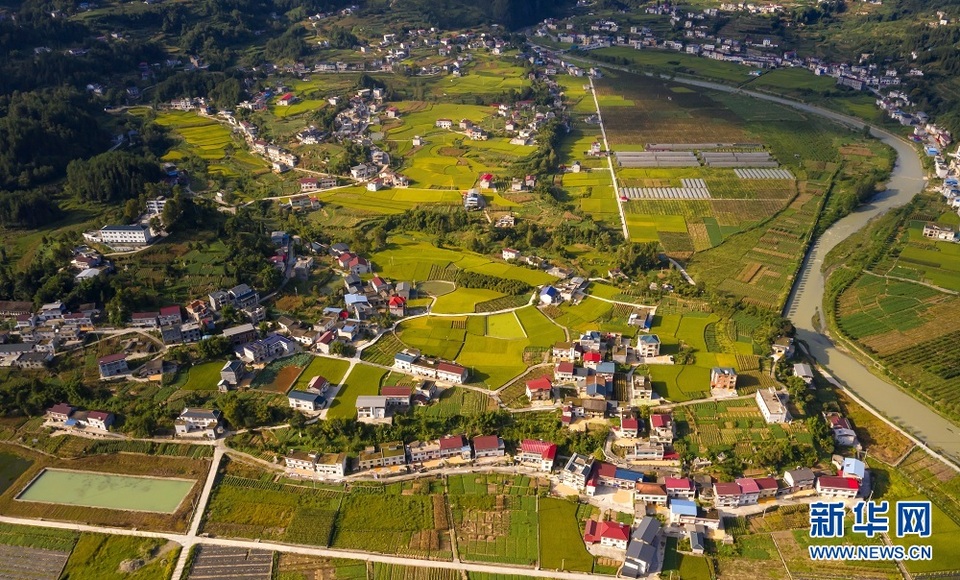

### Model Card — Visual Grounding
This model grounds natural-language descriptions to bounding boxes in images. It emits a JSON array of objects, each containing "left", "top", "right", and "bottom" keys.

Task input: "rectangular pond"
[{"left": 17, "top": 468, "right": 195, "bottom": 513}]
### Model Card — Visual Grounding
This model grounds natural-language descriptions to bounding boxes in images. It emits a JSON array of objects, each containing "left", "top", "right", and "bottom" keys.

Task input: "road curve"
[{"left": 664, "top": 77, "right": 960, "bottom": 462}]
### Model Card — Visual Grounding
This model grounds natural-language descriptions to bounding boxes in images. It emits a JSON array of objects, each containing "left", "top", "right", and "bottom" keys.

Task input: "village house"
[
  {"left": 629, "top": 374, "right": 654, "bottom": 405},
  {"left": 175, "top": 408, "right": 223, "bottom": 439},
  {"left": 816, "top": 475, "right": 860, "bottom": 498},
  {"left": 517, "top": 439, "right": 557, "bottom": 472},
  {"left": 525, "top": 377, "right": 553, "bottom": 401},
  {"left": 502, "top": 248, "right": 520, "bottom": 261},
  {"left": 358, "top": 442, "right": 407, "bottom": 470},
  {"left": 560, "top": 453, "right": 595, "bottom": 491},
  {"left": 97, "top": 353, "right": 129, "bottom": 378},
  {"left": 772, "top": 336, "right": 795, "bottom": 359},
  {"left": 436, "top": 118, "right": 453, "bottom": 129},
  {"left": 713, "top": 482, "right": 742, "bottom": 508},
  {"left": 356, "top": 396, "right": 390, "bottom": 423},
  {"left": 220, "top": 360, "right": 245, "bottom": 385},
  {"left": 784, "top": 467, "right": 816, "bottom": 490},
  {"left": 288, "top": 390, "right": 324, "bottom": 412},
  {"left": 923, "top": 223, "right": 957, "bottom": 241},
  {"left": 826, "top": 412, "right": 859, "bottom": 447},
  {"left": 583, "top": 520, "right": 631, "bottom": 550},
  {"left": 439, "top": 435, "right": 472, "bottom": 460},
  {"left": 756, "top": 388, "right": 790, "bottom": 423},
  {"left": 622, "top": 517, "right": 662, "bottom": 578},
  {"left": 407, "top": 439, "right": 442, "bottom": 463},
  {"left": 794, "top": 363, "right": 815, "bottom": 385},
  {"left": 649, "top": 413, "right": 674, "bottom": 444},
  {"left": 223, "top": 323, "right": 257, "bottom": 345},
  {"left": 710, "top": 367, "right": 738, "bottom": 394},
  {"left": 665, "top": 477, "right": 696, "bottom": 500},
  {"left": 632, "top": 442, "right": 665, "bottom": 461},
  {"left": 618, "top": 414, "right": 640, "bottom": 438},
  {"left": 635, "top": 482, "right": 669, "bottom": 507},
  {"left": 380, "top": 386, "right": 411, "bottom": 407},
  {"left": 46, "top": 403, "right": 75, "bottom": 423},
  {"left": 472, "top": 435, "right": 505, "bottom": 458},
  {"left": 636, "top": 334, "right": 661, "bottom": 358}
]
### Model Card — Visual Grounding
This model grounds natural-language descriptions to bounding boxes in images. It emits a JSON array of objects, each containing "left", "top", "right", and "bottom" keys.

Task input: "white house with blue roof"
[
  {"left": 539, "top": 285, "right": 560, "bottom": 305},
  {"left": 636, "top": 334, "right": 661, "bottom": 357}
]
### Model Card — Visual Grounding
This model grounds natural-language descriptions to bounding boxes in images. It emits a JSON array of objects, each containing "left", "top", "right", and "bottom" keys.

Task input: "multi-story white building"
[{"left": 99, "top": 225, "right": 154, "bottom": 245}]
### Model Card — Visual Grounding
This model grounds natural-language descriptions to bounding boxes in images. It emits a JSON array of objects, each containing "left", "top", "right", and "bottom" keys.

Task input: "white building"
[{"left": 99, "top": 225, "right": 154, "bottom": 245}]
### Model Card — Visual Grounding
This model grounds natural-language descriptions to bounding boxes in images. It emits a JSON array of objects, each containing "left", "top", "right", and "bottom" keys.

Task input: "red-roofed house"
[
  {"left": 518, "top": 439, "right": 557, "bottom": 471},
  {"left": 346, "top": 255, "right": 370, "bottom": 275},
  {"left": 554, "top": 361, "right": 575, "bottom": 383},
  {"left": 479, "top": 173, "right": 495, "bottom": 189},
  {"left": 84, "top": 410, "right": 115, "bottom": 430},
  {"left": 583, "top": 351, "right": 602, "bottom": 368},
  {"left": 388, "top": 295, "right": 407, "bottom": 317},
  {"left": 525, "top": 377, "right": 553, "bottom": 401},
  {"left": 816, "top": 476, "right": 859, "bottom": 498},
  {"left": 277, "top": 93, "right": 298, "bottom": 106},
  {"left": 583, "top": 519, "right": 631, "bottom": 550},
  {"left": 619, "top": 416, "right": 640, "bottom": 438},
  {"left": 98, "top": 353, "right": 129, "bottom": 378},
  {"left": 299, "top": 177, "right": 319, "bottom": 192},
  {"left": 158, "top": 305, "right": 182, "bottom": 326},
  {"left": 439, "top": 435, "right": 472, "bottom": 459},
  {"left": 755, "top": 477, "right": 779, "bottom": 499},
  {"left": 380, "top": 386, "right": 411, "bottom": 407},
  {"left": 47, "top": 403, "right": 75, "bottom": 422},
  {"left": 437, "top": 361, "right": 468, "bottom": 384},
  {"left": 735, "top": 478, "right": 761, "bottom": 505},
  {"left": 472, "top": 435, "right": 505, "bottom": 458},
  {"left": 130, "top": 311, "right": 159, "bottom": 328},
  {"left": 665, "top": 477, "right": 696, "bottom": 500},
  {"left": 650, "top": 414, "right": 675, "bottom": 443},
  {"left": 370, "top": 276, "right": 390, "bottom": 293},
  {"left": 713, "top": 482, "right": 743, "bottom": 508}
]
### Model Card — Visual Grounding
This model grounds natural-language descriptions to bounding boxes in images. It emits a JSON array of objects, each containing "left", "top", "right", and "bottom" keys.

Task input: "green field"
[
  {"left": 662, "top": 537, "right": 712, "bottom": 580},
  {"left": 17, "top": 469, "right": 195, "bottom": 513},
  {"left": 332, "top": 490, "right": 450, "bottom": 559},
  {"left": 449, "top": 474, "right": 541, "bottom": 565},
  {"left": 292, "top": 356, "right": 351, "bottom": 390},
  {"left": 326, "top": 363, "right": 389, "bottom": 419},
  {"left": 485, "top": 312, "right": 526, "bottom": 339},
  {"left": 61, "top": 534, "right": 180, "bottom": 580},
  {"left": 538, "top": 498, "right": 594, "bottom": 572},
  {"left": 397, "top": 309, "right": 564, "bottom": 389},
  {"left": 433, "top": 288, "right": 506, "bottom": 314},
  {"left": 0, "top": 453, "right": 31, "bottom": 494},
  {"left": 181, "top": 361, "right": 227, "bottom": 391}
]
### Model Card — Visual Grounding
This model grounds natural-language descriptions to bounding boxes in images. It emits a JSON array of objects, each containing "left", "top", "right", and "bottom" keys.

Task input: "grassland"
[
  {"left": 292, "top": 356, "right": 351, "bottom": 390},
  {"left": 180, "top": 361, "right": 227, "bottom": 391},
  {"left": 0, "top": 453, "right": 31, "bottom": 495},
  {"left": 371, "top": 234, "right": 555, "bottom": 288},
  {"left": 60, "top": 534, "right": 180, "bottom": 580},
  {"left": 415, "top": 388, "right": 496, "bottom": 418},
  {"left": 250, "top": 354, "right": 312, "bottom": 394},
  {"left": 662, "top": 537, "right": 712, "bottom": 580},
  {"left": 538, "top": 498, "right": 594, "bottom": 573},
  {"left": 396, "top": 307, "right": 564, "bottom": 389},
  {"left": 680, "top": 399, "right": 807, "bottom": 457},
  {"left": 326, "top": 363, "right": 389, "bottom": 419}
]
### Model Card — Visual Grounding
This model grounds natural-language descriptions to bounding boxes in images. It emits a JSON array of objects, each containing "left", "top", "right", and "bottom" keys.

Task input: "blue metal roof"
[
  {"left": 540, "top": 286, "right": 558, "bottom": 297},
  {"left": 842, "top": 457, "right": 866, "bottom": 479},
  {"left": 670, "top": 499, "right": 698, "bottom": 516},
  {"left": 395, "top": 352, "right": 418, "bottom": 363},
  {"left": 597, "top": 362, "right": 616, "bottom": 374},
  {"left": 638, "top": 334, "right": 660, "bottom": 344},
  {"left": 613, "top": 468, "right": 644, "bottom": 483}
]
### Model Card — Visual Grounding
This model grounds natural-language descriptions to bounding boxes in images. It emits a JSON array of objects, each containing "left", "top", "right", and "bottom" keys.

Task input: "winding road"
[
  {"left": 554, "top": 47, "right": 960, "bottom": 464},
  {"left": 664, "top": 77, "right": 960, "bottom": 465}
]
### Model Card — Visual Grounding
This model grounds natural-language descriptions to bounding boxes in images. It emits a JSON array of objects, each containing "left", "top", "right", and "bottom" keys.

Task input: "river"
[{"left": 667, "top": 78, "right": 960, "bottom": 461}]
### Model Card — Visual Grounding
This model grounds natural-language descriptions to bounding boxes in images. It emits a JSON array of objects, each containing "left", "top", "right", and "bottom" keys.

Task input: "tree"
[
  {"left": 330, "top": 341, "right": 356, "bottom": 357},
  {"left": 197, "top": 335, "right": 230, "bottom": 360},
  {"left": 106, "top": 289, "right": 131, "bottom": 326}
]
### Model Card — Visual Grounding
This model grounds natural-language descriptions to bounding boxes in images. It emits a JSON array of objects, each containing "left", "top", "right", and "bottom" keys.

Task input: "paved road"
[
  {"left": 662, "top": 77, "right": 960, "bottom": 464},
  {"left": 0, "top": 514, "right": 601, "bottom": 580}
]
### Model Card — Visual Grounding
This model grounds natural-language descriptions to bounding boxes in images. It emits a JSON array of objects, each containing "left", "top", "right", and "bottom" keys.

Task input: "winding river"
[{"left": 667, "top": 78, "right": 960, "bottom": 462}]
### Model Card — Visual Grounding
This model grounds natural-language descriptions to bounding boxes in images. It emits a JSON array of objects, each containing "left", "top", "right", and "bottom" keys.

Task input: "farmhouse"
[
  {"left": 47, "top": 403, "right": 75, "bottom": 422},
  {"left": 629, "top": 374, "right": 653, "bottom": 405},
  {"left": 771, "top": 336, "right": 795, "bottom": 359},
  {"left": 636, "top": 334, "right": 661, "bottom": 357},
  {"left": 502, "top": 248, "right": 520, "bottom": 261},
  {"left": 517, "top": 439, "right": 557, "bottom": 472},
  {"left": 710, "top": 367, "right": 738, "bottom": 394},
  {"left": 560, "top": 453, "right": 595, "bottom": 491},
  {"left": 175, "top": 408, "right": 223, "bottom": 439},
  {"left": 816, "top": 476, "right": 860, "bottom": 498},
  {"left": 622, "top": 517, "right": 662, "bottom": 578},
  {"left": 380, "top": 385, "right": 411, "bottom": 407},
  {"left": 794, "top": 363, "right": 814, "bottom": 385},
  {"left": 756, "top": 388, "right": 790, "bottom": 423},
  {"left": 826, "top": 412, "right": 858, "bottom": 447},
  {"left": 618, "top": 415, "right": 640, "bottom": 438},
  {"left": 288, "top": 390, "right": 324, "bottom": 412},
  {"left": 472, "top": 435, "right": 505, "bottom": 458},
  {"left": 525, "top": 377, "right": 553, "bottom": 401},
  {"left": 665, "top": 477, "right": 696, "bottom": 500},
  {"left": 583, "top": 520, "right": 631, "bottom": 550},
  {"left": 552, "top": 342, "right": 583, "bottom": 362},
  {"left": 436, "top": 118, "right": 453, "bottom": 129},
  {"left": 923, "top": 223, "right": 957, "bottom": 241},
  {"left": 356, "top": 395, "right": 390, "bottom": 423},
  {"left": 713, "top": 482, "right": 742, "bottom": 508},
  {"left": 635, "top": 483, "right": 669, "bottom": 507},
  {"left": 97, "top": 353, "right": 129, "bottom": 378},
  {"left": 439, "top": 434, "right": 472, "bottom": 460}
]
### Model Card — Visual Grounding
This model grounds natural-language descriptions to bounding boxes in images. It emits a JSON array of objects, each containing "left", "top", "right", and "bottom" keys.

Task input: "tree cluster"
[
  {"left": 454, "top": 271, "right": 531, "bottom": 296},
  {"left": 66, "top": 151, "right": 163, "bottom": 204}
]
